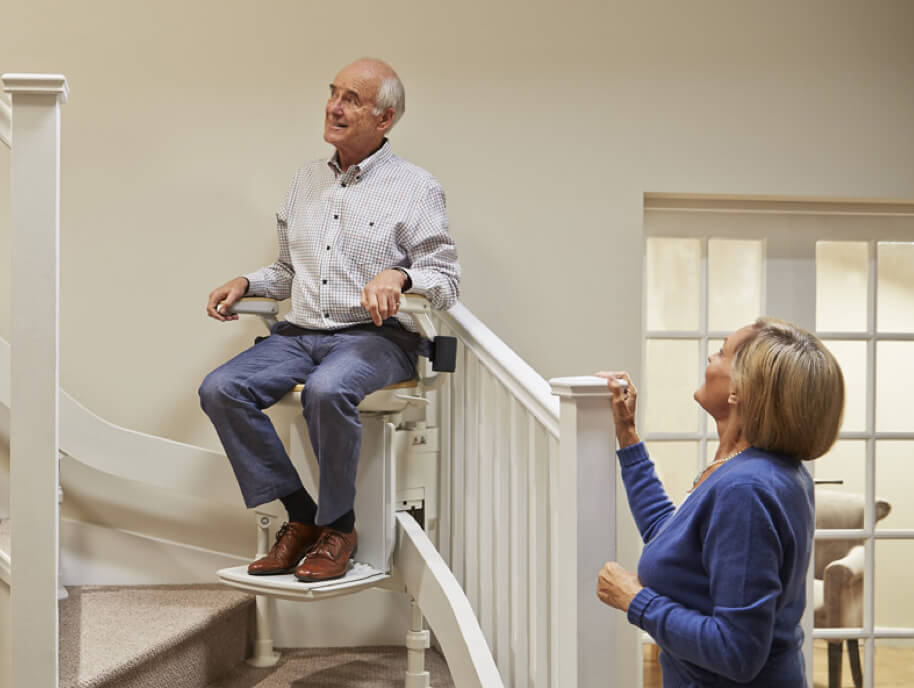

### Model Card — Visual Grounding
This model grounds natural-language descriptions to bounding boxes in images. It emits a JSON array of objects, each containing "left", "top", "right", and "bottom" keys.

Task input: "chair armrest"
[
  {"left": 226, "top": 297, "right": 281, "bottom": 329},
  {"left": 822, "top": 544, "right": 865, "bottom": 628}
]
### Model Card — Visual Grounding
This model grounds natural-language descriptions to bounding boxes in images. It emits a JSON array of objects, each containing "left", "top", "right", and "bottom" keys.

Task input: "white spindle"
[
  {"left": 508, "top": 397, "right": 529, "bottom": 686},
  {"left": 493, "top": 381, "right": 512, "bottom": 683},
  {"left": 478, "top": 366, "right": 495, "bottom": 641},
  {"left": 3, "top": 72, "right": 69, "bottom": 688}
]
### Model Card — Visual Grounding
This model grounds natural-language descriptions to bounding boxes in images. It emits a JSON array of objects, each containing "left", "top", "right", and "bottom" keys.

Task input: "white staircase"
[{"left": 0, "top": 73, "right": 629, "bottom": 687}]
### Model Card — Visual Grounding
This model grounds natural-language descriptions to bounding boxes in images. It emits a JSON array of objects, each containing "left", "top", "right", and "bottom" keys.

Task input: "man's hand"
[
  {"left": 361, "top": 269, "right": 407, "bottom": 326},
  {"left": 596, "top": 561, "right": 644, "bottom": 613},
  {"left": 206, "top": 277, "right": 249, "bottom": 322}
]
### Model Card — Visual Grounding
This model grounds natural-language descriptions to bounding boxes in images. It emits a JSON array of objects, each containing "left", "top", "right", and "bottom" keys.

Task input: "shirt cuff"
[
  {"left": 393, "top": 266, "right": 412, "bottom": 292},
  {"left": 241, "top": 272, "right": 262, "bottom": 296},
  {"left": 627, "top": 586, "right": 660, "bottom": 629},
  {"left": 617, "top": 441, "right": 650, "bottom": 467}
]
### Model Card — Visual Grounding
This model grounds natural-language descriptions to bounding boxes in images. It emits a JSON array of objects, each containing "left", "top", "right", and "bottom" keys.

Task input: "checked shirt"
[{"left": 244, "top": 140, "right": 460, "bottom": 332}]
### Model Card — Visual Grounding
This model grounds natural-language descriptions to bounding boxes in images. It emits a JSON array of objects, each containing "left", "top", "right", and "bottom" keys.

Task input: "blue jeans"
[{"left": 199, "top": 321, "right": 418, "bottom": 525}]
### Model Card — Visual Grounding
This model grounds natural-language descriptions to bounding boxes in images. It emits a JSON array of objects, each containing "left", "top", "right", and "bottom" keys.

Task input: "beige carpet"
[
  {"left": 59, "top": 584, "right": 254, "bottom": 688},
  {"left": 208, "top": 646, "right": 455, "bottom": 688}
]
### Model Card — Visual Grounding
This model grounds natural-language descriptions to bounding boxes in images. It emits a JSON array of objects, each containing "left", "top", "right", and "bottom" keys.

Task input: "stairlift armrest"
[{"left": 224, "top": 297, "right": 281, "bottom": 329}]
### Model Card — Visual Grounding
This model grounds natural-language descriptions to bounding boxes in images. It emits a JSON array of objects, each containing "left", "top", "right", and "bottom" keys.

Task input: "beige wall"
[{"left": 1, "top": 0, "right": 913, "bottom": 620}]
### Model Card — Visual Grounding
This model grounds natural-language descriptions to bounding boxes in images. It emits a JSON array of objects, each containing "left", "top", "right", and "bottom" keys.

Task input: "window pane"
[
  {"left": 646, "top": 237, "right": 700, "bottom": 331},
  {"left": 708, "top": 239, "right": 762, "bottom": 332},
  {"left": 876, "top": 540, "right": 914, "bottom": 633},
  {"left": 645, "top": 339, "right": 699, "bottom": 434},
  {"left": 877, "top": 242, "right": 914, "bottom": 333},
  {"left": 644, "top": 441, "right": 698, "bottom": 506},
  {"left": 815, "top": 440, "right": 866, "bottom": 496},
  {"left": 876, "top": 341, "right": 914, "bottom": 432},
  {"left": 875, "top": 440, "right": 912, "bottom": 530},
  {"left": 823, "top": 340, "right": 867, "bottom": 433},
  {"left": 816, "top": 241, "right": 868, "bottom": 332}
]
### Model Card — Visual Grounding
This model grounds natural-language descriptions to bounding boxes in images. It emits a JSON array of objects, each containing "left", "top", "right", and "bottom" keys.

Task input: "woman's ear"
[{"left": 728, "top": 389, "right": 739, "bottom": 407}]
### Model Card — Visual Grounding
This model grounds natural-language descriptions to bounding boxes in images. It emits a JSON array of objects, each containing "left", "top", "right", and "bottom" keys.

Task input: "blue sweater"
[{"left": 620, "top": 443, "right": 814, "bottom": 687}]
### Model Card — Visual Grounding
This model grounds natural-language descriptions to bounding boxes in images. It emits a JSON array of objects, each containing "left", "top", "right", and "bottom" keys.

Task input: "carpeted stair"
[
  {"left": 59, "top": 584, "right": 255, "bottom": 688},
  {"left": 2, "top": 519, "right": 456, "bottom": 687}
]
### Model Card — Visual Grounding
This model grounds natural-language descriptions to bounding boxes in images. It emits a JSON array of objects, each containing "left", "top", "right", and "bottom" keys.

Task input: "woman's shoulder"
[{"left": 716, "top": 448, "right": 814, "bottom": 508}]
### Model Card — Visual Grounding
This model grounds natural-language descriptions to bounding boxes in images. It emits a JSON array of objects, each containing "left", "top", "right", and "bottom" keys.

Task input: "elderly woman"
[{"left": 596, "top": 318, "right": 844, "bottom": 687}]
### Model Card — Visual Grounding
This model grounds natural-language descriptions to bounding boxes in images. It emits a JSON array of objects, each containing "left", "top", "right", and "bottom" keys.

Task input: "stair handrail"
[{"left": 436, "top": 303, "right": 559, "bottom": 437}]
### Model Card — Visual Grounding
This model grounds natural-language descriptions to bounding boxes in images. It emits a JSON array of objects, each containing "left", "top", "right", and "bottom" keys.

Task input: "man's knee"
[
  {"left": 302, "top": 375, "right": 359, "bottom": 413},
  {"left": 199, "top": 369, "right": 237, "bottom": 410}
]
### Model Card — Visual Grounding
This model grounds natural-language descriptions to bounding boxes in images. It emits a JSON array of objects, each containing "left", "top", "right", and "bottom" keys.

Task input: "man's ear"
[{"left": 377, "top": 107, "right": 395, "bottom": 134}]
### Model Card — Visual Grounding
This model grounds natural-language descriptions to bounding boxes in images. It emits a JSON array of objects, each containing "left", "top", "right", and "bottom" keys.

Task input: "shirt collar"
[{"left": 327, "top": 139, "right": 393, "bottom": 181}]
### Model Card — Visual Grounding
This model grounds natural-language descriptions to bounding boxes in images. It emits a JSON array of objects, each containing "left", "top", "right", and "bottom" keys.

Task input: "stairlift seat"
[{"left": 278, "top": 377, "right": 421, "bottom": 414}]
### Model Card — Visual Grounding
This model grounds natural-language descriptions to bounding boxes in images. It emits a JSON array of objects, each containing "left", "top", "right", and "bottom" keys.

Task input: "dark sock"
[
  {"left": 326, "top": 509, "right": 355, "bottom": 534},
  {"left": 280, "top": 488, "right": 317, "bottom": 526}
]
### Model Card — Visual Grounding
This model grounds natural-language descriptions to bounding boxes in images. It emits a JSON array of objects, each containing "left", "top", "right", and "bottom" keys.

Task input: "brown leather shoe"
[
  {"left": 247, "top": 522, "right": 323, "bottom": 575},
  {"left": 294, "top": 528, "right": 358, "bottom": 582}
]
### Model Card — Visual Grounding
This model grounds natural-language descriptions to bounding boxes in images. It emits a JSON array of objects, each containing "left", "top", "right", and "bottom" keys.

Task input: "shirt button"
[
  {"left": 323, "top": 312, "right": 329, "bottom": 318},
  {"left": 341, "top": 183, "right": 346, "bottom": 188},
  {"left": 322, "top": 279, "right": 327, "bottom": 285},
  {"left": 334, "top": 214, "right": 339, "bottom": 219},
  {"left": 326, "top": 245, "right": 330, "bottom": 250}
]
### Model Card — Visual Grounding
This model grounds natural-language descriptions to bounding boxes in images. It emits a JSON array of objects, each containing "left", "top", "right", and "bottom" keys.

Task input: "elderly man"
[{"left": 199, "top": 58, "right": 459, "bottom": 581}]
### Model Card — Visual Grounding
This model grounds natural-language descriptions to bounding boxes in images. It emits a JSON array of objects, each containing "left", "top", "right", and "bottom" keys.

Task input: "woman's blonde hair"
[{"left": 731, "top": 317, "right": 844, "bottom": 460}]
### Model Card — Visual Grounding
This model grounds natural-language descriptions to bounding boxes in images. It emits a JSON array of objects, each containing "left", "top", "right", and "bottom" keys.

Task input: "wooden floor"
[{"left": 643, "top": 640, "right": 914, "bottom": 687}]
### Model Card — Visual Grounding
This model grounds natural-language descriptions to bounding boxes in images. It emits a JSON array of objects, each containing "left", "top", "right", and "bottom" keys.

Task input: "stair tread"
[
  {"left": 59, "top": 583, "right": 253, "bottom": 688},
  {"left": 208, "top": 645, "right": 455, "bottom": 687}
]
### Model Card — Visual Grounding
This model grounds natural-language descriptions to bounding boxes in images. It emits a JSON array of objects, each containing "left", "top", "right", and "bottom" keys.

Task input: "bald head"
[
  {"left": 324, "top": 58, "right": 406, "bottom": 170},
  {"left": 337, "top": 58, "right": 405, "bottom": 126}
]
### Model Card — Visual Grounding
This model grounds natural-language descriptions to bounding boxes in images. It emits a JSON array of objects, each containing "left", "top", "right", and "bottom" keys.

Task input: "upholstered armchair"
[{"left": 814, "top": 490, "right": 892, "bottom": 688}]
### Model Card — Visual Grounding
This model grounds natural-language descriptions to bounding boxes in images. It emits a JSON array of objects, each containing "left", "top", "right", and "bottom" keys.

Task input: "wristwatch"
[{"left": 393, "top": 267, "right": 412, "bottom": 292}]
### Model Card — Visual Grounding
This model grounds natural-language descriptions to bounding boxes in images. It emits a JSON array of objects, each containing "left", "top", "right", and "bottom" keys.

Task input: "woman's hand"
[
  {"left": 595, "top": 371, "right": 640, "bottom": 448},
  {"left": 596, "top": 561, "right": 644, "bottom": 612}
]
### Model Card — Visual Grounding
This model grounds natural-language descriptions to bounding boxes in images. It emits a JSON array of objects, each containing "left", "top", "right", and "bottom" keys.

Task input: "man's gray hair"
[{"left": 374, "top": 75, "right": 406, "bottom": 127}]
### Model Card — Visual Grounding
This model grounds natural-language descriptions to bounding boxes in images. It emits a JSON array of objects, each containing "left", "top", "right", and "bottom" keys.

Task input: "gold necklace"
[{"left": 688, "top": 448, "right": 747, "bottom": 492}]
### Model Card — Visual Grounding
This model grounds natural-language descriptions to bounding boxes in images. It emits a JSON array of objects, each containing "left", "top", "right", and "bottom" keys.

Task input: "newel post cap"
[
  {"left": 2, "top": 74, "right": 69, "bottom": 103},
  {"left": 549, "top": 375, "right": 614, "bottom": 398}
]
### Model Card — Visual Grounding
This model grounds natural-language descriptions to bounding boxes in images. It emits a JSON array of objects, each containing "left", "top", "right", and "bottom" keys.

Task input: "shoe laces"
[
  {"left": 270, "top": 522, "right": 293, "bottom": 551},
  {"left": 310, "top": 529, "right": 346, "bottom": 560}
]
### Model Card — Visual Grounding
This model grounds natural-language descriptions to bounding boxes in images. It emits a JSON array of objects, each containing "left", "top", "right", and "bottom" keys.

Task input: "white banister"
[
  {"left": 437, "top": 303, "right": 559, "bottom": 436},
  {"left": 3, "top": 72, "right": 69, "bottom": 688},
  {"left": 550, "top": 376, "right": 633, "bottom": 687}
]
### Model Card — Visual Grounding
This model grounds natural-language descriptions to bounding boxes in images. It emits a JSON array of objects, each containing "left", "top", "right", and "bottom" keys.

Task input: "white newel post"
[
  {"left": 550, "top": 376, "right": 634, "bottom": 688},
  {"left": 2, "top": 73, "right": 69, "bottom": 688}
]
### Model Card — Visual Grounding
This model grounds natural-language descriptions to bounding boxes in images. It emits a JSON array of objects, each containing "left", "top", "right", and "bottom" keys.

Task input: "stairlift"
[{"left": 215, "top": 294, "right": 457, "bottom": 684}]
